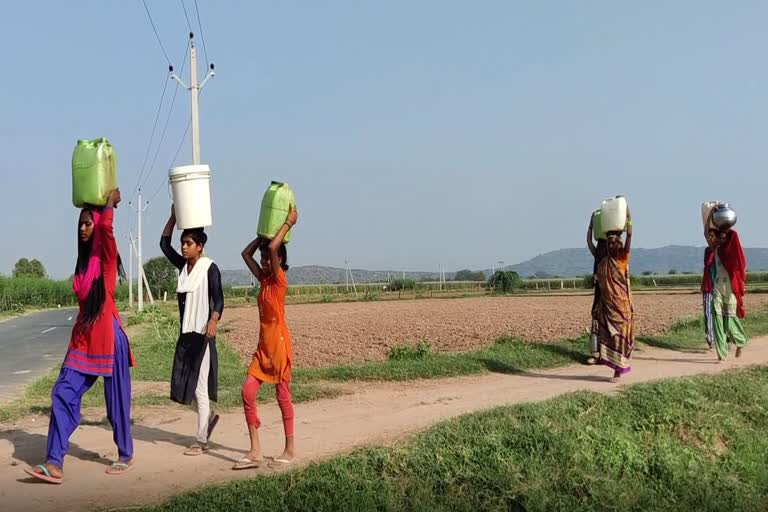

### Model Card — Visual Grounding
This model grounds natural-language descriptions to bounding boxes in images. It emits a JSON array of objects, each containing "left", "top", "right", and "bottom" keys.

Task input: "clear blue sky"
[{"left": 2, "top": 1, "right": 766, "bottom": 278}]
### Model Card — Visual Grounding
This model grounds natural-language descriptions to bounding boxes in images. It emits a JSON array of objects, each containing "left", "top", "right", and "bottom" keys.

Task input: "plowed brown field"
[{"left": 224, "top": 293, "right": 768, "bottom": 367}]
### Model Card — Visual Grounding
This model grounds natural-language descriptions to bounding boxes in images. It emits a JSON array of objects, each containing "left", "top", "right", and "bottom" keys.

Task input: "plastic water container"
[
  {"left": 72, "top": 138, "right": 117, "bottom": 208},
  {"left": 169, "top": 165, "right": 212, "bottom": 229},
  {"left": 701, "top": 201, "right": 722, "bottom": 229},
  {"left": 257, "top": 181, "right": 295, "bottom": 243},
  {"left": 592, "top": 210, "right": 606, "bottom": 240},
  {"left": 600, "top": 196, "right": 628, "bottom": 233}
]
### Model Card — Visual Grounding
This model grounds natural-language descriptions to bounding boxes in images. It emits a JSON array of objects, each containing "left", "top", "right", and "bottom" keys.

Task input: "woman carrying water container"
[
  {"left": 704, "top": 206, "right": 748, "bottom": 361},
  {"left": 26, "top": 189, "right": 135, "bottom": 484},
  {"left": 594, "top": 207, "right": 634, "bottom": 382},
  {"left": 160, "top": 205, "right": 224, "bottom": 455},
  {"left": 235, "top": 206, "right": 298, "bottom": 470}
]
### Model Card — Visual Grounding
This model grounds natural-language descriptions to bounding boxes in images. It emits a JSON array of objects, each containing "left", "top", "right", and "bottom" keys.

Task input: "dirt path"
[{"left": 1, "top": 338, "right": 767, "bottom": 512}]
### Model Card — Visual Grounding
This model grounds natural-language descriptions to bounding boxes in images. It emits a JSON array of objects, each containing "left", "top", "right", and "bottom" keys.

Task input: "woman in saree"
[{"left": 594, "top": 208, "right": 634, "bottom": 382}]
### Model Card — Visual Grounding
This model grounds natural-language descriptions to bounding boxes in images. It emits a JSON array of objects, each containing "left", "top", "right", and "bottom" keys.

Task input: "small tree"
[
  {"left": 669, "top": 269, "right": 678, "bottom": 275},
  {"left": 389, "top": 278, "right": 416, "bottom": 291},
  {"left": 143, "top": 257, "right": 178, "bottom": 298},
  {"left": 488, "top": 271, "right": 522, "bottom": 293},
  {"left": 642, "top": 271, "right": 653, "bottom": 276},
  {"left": 13, "top": 258, "right": 47, "bottom": 279}
]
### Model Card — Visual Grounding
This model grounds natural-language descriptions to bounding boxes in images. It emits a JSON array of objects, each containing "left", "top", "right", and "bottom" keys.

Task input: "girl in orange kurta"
[{"left": 234, "top": 207, "right": 298, "bottom": 470}]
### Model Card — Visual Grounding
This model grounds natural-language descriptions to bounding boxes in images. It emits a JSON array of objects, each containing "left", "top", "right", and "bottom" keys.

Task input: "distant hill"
[
  {"left": 502, "top": 245, "right": 768, "bottom": 278},
  {"left": 221, "top": 246, "right": 768, "bottom": 286}
]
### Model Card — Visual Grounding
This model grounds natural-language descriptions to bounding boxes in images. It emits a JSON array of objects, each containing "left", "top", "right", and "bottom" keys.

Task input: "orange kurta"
[{"left": 247, "top": 267, "right": 292, "bottom": 384}]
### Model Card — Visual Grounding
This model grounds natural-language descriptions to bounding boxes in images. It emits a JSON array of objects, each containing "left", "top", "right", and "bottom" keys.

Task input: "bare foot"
[
  {"left": 609, "top": 371, "right": 621, "bottom": 384},
  {"left": 736, "top": 347, "right": 743, "bottom": 358}
]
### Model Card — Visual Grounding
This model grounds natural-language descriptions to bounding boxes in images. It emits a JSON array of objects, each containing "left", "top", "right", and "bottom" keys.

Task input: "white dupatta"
[{"left": 177, "top": 257, "right": 213, "bottom": 335}]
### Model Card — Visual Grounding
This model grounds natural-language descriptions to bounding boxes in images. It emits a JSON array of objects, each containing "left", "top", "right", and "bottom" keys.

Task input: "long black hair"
[
  {"left": 76, "top": 208, "right": 126, "bottom": 325},
  {"left": 277, "top": 243, "right": 289, "bottom": 271}
]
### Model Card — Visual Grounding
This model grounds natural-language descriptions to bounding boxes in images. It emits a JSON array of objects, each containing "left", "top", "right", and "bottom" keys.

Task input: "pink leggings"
[{"left": 241, "top": 375, "right": 294, "bottom": 437}]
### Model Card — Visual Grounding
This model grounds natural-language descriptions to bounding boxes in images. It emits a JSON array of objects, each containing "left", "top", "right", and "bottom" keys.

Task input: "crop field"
[{"left": 224, "top": 292, "right": 768, "bottom": 367}]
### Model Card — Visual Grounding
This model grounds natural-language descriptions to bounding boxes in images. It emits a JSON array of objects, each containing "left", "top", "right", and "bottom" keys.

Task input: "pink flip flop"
[{"left": 24, "top": 465, "right": 63, "bottom": 485}]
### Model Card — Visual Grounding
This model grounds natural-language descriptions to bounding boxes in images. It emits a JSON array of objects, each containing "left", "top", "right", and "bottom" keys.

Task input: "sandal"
[
  {"left": 105, "top": 461, "right": 134, "bottom": 475},
  {"left": 232, "top": 457, "right": 263, "bottom": 470},
  {"left": 184, "top": 443, "right": 208, "bottom": 456},
  {"left": 268, "top": 458, "right": 295, "bottom": 469},
  {"left": 585, "top": 357, "right": 599, "bottom": 365},
  {"left": 24, "top": 464, "right": 63, "bottom": 484}
]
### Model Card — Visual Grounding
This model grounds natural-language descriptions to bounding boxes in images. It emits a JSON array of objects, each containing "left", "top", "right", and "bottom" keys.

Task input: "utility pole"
[
  {"left": 129, "top": 234, "right": 155, "bottom": 306},
  {"left": 130, "top": 191, "right": 150, "bottom": 312},
  {"left": 171, "top": 32, "right": 215, "bottom": 166},
  {"left": 128, "top": 232, "right": 134, "bottom": 308},
  {"left": 345, "top": 259, "right": 349, "bottom": 291}
]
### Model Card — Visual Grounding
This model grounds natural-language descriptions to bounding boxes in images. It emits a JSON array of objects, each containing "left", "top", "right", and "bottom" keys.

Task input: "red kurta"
[{"left": 64, "top": 208, "right": 135, "bottom": 376}]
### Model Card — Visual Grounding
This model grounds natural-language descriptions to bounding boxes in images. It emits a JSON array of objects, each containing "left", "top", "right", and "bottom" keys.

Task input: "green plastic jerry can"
[
  {"left": 257, "top": 181, "right": 295, "bottom": 242},
  {"left": 72, "top": 138, "right": 118, "bottom": 208},
  {"left": 592, "top": 210, "right": 606, "bottom": 240}
]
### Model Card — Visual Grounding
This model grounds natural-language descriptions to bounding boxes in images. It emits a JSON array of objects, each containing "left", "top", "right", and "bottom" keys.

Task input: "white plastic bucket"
[
  {"left": 169, "top": 164, "right": 212, "bottom": 230},
  {"left": 600, "top": 196, "right": 627, "bottom": 233}
]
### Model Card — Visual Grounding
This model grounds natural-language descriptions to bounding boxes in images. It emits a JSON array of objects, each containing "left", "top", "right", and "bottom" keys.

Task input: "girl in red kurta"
[
  {"left": 233, "top": 206, "right": 298, "bottom": 470},
  {"left": 25, "top": 189, "right": 135, "bottom": 484}
]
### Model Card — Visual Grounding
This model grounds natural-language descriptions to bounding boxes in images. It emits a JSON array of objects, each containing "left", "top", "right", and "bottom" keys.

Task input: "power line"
[
  {"left": 170, "top": 117, "right": 192, "bottom": 168},
  {"left": 131, "top": 75, "right": 169, "bottom": 203},
  {"left": 147, "top": 115, "right": 191, "bottom": 205},
  {"left": 140, "top": 39, "right": 190, "bottom": 191},
  {"left": 194, "top": 0, "right": 210, "bottom": 69},
  {"left": 141, "top": 0, "right": 172, "bottom": 64},
  {"left": 180, "top": 0, "right": 193, "bottom": 34}
]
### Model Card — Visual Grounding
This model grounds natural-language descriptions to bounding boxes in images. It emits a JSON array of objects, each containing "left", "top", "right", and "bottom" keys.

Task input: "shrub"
[
  {"left": 488, "top": 271, "right": 522, "bottom": 293},
  {"left": 388, "top": 340, "right": 432, "bottom": 360},
  {"left": 389, "top": 278, "right": 416, "bottom": 291}
]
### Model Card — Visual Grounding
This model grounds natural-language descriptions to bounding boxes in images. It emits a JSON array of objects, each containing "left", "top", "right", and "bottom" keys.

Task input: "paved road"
[{"left": 0, "top": 308, "right": 76, "bottom": 402}]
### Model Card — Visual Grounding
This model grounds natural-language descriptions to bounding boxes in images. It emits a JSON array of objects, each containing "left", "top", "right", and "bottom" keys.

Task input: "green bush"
[
  {"left": 488, "top": 271, "right": 523, "bottom": 293},
  {"left": 388, "top": 341, "right": 432, "bottom": 361},
  {"left": 389, "top": 278, "right": 416, "bottom": 291}
]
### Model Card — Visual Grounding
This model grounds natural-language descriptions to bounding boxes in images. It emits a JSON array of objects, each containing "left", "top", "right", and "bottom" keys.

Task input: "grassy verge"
[
  {"left": 639, "top": 310, "right": 768, "bottom": 352},
  {"left": 142, "top": 367, "right": 768, "bottom": 512},
  {"left": 299, "top": 337, "right": 590, "bottom": 382}
]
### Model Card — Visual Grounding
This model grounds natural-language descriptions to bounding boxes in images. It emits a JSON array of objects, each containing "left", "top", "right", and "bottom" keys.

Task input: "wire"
[
  {"left": 194, "top": 0, "right": 210, "bottom": 69},
  {"left": 140, "top": 39, "right": 190, "bottom": 191},
  {"left": 170, "top": 117, "right": 192, "bottom": 168},
  {"left": 141, "top": 0, "right": 172, "bottom": 65},
  {"left": 180, "top": 0, "right": 193, "bottom": 34},
  {"left": 147, "top": 116, "right": 191, "bottom": 205},
  {"left": 130, "top": 76, "right": 169, "bottom": 203}
]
